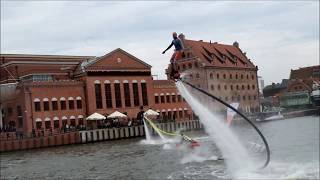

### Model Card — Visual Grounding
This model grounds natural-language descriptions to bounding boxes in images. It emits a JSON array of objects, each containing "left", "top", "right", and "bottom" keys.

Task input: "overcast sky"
[{"left": 1, "top": 1, "right": 319, "bottom": 85}]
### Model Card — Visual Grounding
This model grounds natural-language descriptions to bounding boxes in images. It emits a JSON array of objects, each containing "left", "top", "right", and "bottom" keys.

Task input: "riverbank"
[{"left": 0, "top": 120, "right": 202, "bottom": 153}]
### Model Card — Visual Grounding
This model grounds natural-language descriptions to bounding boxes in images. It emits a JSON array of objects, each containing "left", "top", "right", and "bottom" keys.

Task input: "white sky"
[{"left": 1, "top": 1, "right": 319, "bottom": 85}]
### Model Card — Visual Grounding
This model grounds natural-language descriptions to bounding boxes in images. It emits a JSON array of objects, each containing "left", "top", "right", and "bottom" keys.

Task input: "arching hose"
[
  {"left": 144, "top": 116, "right": 177, "bottom": 136},
  {"left": 179, "top": 79, "right": 270, "bottom": 169}
]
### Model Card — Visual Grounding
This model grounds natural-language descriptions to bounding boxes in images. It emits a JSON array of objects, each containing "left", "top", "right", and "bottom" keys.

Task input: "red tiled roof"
[{"left": 183, "top": 39, "right": 256, "bottom": 69}]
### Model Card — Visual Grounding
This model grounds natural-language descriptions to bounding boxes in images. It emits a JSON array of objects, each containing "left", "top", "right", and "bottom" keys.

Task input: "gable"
[{"left": 86, "top": 48, "right": 151, "bottom": 71}]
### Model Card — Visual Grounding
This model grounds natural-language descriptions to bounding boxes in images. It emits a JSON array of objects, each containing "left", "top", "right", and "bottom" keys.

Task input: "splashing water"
[
  {"left": 176, "top": 81, "right": 255, "bottom": 175},
  {"left": 141, "top": 118, "right": 169, "bottom": 145}
]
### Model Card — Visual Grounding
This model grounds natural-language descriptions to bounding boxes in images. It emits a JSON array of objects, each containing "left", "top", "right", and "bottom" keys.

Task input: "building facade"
[
  {"left": 0, "top": 49, "right": 192, "bottom": 136},
  {"left": 172, "top": 35, "right": 260, "bottom": 113}
]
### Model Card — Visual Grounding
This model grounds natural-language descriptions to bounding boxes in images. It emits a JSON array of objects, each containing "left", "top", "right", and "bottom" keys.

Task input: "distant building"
[
  {"left": 171, "top": 35, "right": 260, "bottom": 114},
  {"left": 0, "top": 49, "right": 192, "bottom": 136},
  {"left": 258, "top": 76, "right": 265, "bottom": 94},
  {"left": 263, "top": 65, "right": 320, "bottom": 109}
]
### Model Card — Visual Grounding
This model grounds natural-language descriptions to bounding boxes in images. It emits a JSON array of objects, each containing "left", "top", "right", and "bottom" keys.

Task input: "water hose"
[
  {"left": 179, "top": 79, "right": 270, "bottom": 169},
  {"left": 144, "top": 116, "right": 178, "bottom": 136}
]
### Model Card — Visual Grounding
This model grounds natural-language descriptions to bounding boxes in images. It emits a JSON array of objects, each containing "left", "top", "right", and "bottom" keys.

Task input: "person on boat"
[{"left": 162, "top": 32, "right": 184, "bottom": 80}]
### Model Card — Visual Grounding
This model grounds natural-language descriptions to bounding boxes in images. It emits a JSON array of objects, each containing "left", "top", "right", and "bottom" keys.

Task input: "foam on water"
[{"left": 176, "top": 81, "right": 255, "bottom": 176}]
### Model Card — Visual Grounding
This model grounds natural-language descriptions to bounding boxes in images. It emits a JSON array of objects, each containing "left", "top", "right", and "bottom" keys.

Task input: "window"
[
  {"left": 132, "top": 83, "right": 140, "bottom": 106},
  {"left": 155, "top": 95, "right": 159, "bottom": 104},
  {"left": 167, "top": 111, "right": 172, "bottom": 120},
  {"left": 210, "top": 73, "right": 213, "bottom": 79},
  {"left": 166, "top": 95, "right": 171, "bottom": 103},
  {"left": 247, "top": 85, "right": 250, "bottom": 90},
  {"left": 114, "top": 83, "right": 122, "bottom": 108},
  {"left": 248, "top": 96, "right": 251, "bottom": 100},
  {"left": 217, "top": 74, "right": 220, "bottom": 79},
  {"left": 246, "top": 74, "right": 249, "bottom": 79},
  {"left": 54, "top": 120, "right": 59, "bottom": 129},
  {"left": 182, "top": 64, "right": 186, "bottom": 70},
  {"left": 251, "top": 75, "right": 254, "bottom": 80},
  {"left": 231, "top": 85, "right": 233, "bottom": 90},
  {"left": 252, "top": 85, "right": 255, "bottom": 90},
  {"left": 224, "top": 85, "right": 227, "bottom": 90},
  {"left": 43, "top": 101, "right": 49, "bottom": 111},
  {"left": 223, "top": 74, "right": 226, "bottom": 79},
  {"left": 236, "top": 74, "right": 238, "bottom": 79},
  {"left": 237, "top": 95, "right": 241, "bottom": 101},
  {"left": 17, "top": 106, "right": 23, "bottom": 128},
  {"left": 177, "top": 95, "right": 182, "bottom": 102},
  {"left": 35, "top": 102, "right": 41, "bottom": 112},
  {"left": 243, "top": 96, "right": 246, "bottom": 101},
  {"left": 124, "top": 83, "right": 131, "bottom": 107},
  {"left": 194, "top": 62, "right": 198, "bottom": 68},
  {"left": 218, "top": 85, "right": 221, "bottom": 90},
  {"left": 179, "top": 110, "right": 183, "bottom": 119},
  {"left": 231, "top": 96, "right": 234, "bottom": 101},
  {"left": 45, "top": 120, "right": 51, "bottom": 129},
  {"left": 95, "top": 83, "right": 103, "bottom": 109},
  {"left": 188, "top": 63, "right": 192, "bottom": 69},
  {"left": 161, "top": 95, "right": 165, "bottom": 103},
  {"left": 211, "top": 85, "right": 214, "bottom": 90},
  {"left": 196, "top": 73, "right": 200, "bottom": 78},
  {"left": 189, "top": 74, "right": 193, "bottom": 79},
  {"left": 236, "top": 85, "right": 239, "bottom": 90},
  {"left": 68, "top": 99, "right": 74, "bottom": 110},
  {"left": 52, "top": 101, "right": 58, "bottom": 111},
  {"left": 76, "top": 99, "right": 82, "bottom": 109},
  {"left": 60, "top": 100, "right": 66, "bottom": 110},
  {"left": 242, "top": 85, "right": 245, "bottom": 90},
  {"left": 36, "top": 121, "right": 42, "bottom": 130},
  {"left": 172, "top": 95, "right": 176, "bottom": 103},
  {"left": 230, "top": 74, "right": 232, "bottom": 79},
  {"left": 141, "top": 82, "right": 148, "bottom": 106},
  {"left": 241, "top": 74, "right": 244, "bottom": 79},
  {"left": 105, "top": 83, "right": 113, "bottom": 108}
]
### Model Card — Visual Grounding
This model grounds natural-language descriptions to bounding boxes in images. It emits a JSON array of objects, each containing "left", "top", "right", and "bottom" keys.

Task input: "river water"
[{"left": 1, "top": 116, "right": 319, "bottom": 179}]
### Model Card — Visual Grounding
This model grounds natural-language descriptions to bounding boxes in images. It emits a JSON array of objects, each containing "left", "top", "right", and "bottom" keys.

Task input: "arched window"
[
  {"left": 246, "top": 74, "right": 249, "bottom": 79},
  {"left": 247, "top": 85, "right": 250, "bottom": 90},
  {"left": 223, "top": 74, "right": 226, "bottom": 79},
  {"left": 210, "top": 85, "right": 214, "bottom": 90},
  {"left": 51, "top": 98, "right": 58, "bottom": 111},
  {"left": 60, "top": 97, "right": 66, "bottom": 110},
  {"left": 76, "top": 96, "right": 82, "bottom": 109},
  {"left": 236, "top": 85, "right": 239, "bottom": 90},
  {"left": 154, "top": 93, "right": 159, "bottom": 104},
  {"left": 210, "top": 73, "right": 213, "bottom": 79},
  {"left": 230, "top": 74, "right": 232, "bottom": 79},
  {"left": 236, "top": 74, "right": 238, "bottom": 79},
  {"left": 68, "top": 97, "right": 74, "bottom": 110},
  {"left": 217, "top": 73, "right": 220, "bottom": 79},
  {"left": 242, "top": 85, "right": 245, "bottom": 90},
  {"left": 251, "top": 75, "right": 254, "bottom": 80},
  {"left": 241, "top": 74, "right": 244, "bottom": 79},
  {"left": 252, "top": 85, "right": 255, "bottom": 90},
  {"left": 230, "top": 85, "right": 233, "bottom": 90},
  {"left": 43, "top": 98, "right": 49, "bottom": 111},
  {"left": 218, "top": 85, "right": 221, "bottom": 90},
  {"left": 34, "top": 98, "right": 41, "bottom": 112},
  {"left": 224, "top": 85, "right": 227, "bottom": 90}
]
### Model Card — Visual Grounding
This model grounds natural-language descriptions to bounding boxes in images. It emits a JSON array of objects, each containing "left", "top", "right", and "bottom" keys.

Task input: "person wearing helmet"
[{"left": 162, "top": 32, "right": 184, "bottom": 80}]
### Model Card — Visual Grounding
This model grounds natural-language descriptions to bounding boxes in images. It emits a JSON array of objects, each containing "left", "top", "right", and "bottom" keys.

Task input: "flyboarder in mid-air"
[{"left": 162, "top": 32, "right": 184, "bottom": 80}]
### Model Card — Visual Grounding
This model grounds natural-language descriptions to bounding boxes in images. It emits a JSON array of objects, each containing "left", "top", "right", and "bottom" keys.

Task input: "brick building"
[
  {"left": 0, "top": 49, "right": 191, "bottom": 136},
  {"left": 172, "top": 35, "right": 260, "bottom": 113}
]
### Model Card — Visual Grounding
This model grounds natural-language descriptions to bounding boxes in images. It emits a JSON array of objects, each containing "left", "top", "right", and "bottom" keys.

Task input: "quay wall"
[{"left": 0, "top": 120, "right": 202, "bottom": 152}]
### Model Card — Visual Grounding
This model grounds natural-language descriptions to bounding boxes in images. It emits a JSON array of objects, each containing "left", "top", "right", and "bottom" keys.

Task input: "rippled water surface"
[{"left": 1, "top": 116, "right": 319, "bottom": 179}]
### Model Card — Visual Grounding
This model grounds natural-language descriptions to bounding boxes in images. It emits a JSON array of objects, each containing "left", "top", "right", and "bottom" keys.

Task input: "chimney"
[{"left": 233, "top": 41, "right": 239, "bottom": 48}]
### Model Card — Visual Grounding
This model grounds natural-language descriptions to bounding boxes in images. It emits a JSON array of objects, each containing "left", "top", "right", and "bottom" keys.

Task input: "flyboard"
[{"left": 176, "top": 78, "right": 271, "bottom": 169}]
